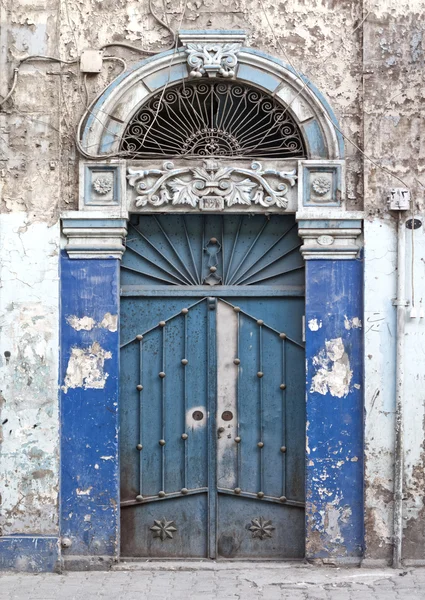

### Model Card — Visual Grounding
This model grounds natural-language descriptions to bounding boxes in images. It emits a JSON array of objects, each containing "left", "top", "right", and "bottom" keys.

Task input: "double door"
[{"left": 120, "top": 291, "right": 305, "bottom": 558}]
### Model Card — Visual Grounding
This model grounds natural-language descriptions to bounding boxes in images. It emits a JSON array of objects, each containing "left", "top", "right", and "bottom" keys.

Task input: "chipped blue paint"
[
  {"left": 81, "top": 43, "right": 344, "bottom": 159},
  {"left": 236, "top": 63, "right": 281, "bottom": 92},
  {"left": 143, "top": 63, "right": 189, "bottom": 91},
  {"left": 239, "top": 48, "right": 344, "bottom": 157},
  {"left": 302, "top": 120, "right": 327, "bottom": 159},
  {"left": 99, "top": 121, "right": 123, "bottom": 155},
  {"left": 305, "top": 259, "right": 363, "bottom": 559},
  {"left": 0, "top": 536, "right": 60, "bottom": 573},
  {"left": 82, "top": 48, "right": 184, "bottom": 147},
  {"left": 60, "top": 252, "right": 120, "bottom": 560}
]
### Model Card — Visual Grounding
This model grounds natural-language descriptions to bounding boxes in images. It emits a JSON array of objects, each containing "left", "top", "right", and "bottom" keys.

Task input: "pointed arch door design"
[{"left": 120, "top": 214, "right": 305, "bottom": 558}]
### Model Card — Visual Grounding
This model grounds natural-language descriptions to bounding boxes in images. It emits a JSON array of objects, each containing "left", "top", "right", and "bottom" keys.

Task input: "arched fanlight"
[{"left": 120, "top": 81, "right": 307, "bottom": 159}]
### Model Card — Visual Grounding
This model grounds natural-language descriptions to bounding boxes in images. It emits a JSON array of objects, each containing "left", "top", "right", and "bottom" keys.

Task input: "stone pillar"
[
  {"left": 299, "top": 218, "right": 364, "bottom": 562},
  {"left": 60, "top": 212, "right": 127, "bottom": 570}
]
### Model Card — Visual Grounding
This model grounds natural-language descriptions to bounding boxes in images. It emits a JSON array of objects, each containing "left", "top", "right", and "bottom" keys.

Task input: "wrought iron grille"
[{"left": 120, "top": 81, "right": 307, "bottom": 159}]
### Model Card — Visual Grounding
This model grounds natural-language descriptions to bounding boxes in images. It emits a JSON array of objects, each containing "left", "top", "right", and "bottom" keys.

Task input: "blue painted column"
[
  {"left": 301, "top": 222, "right": 364, "bottom": 562},
  {"left": 60, "top": 215, "right": 127, "bottom": 569}
]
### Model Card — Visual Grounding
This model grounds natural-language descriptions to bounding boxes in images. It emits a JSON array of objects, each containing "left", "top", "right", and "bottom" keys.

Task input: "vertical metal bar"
[
  {"left": 236, "top": 311, "right": 241, "bottom": 489},
  {"left": 259, "top": 324, "right": 264, "bottom": 494},
  {"left": 221, "top": 215, "right": 225, "bottom": 283},
  {"left": 207, "top": 297, "right": 217, "bottom": 558},
  {"left": 201, "top": 217, "right": 205, "bottom": 284},
  {"left": 281, "top": 338, "right": 287, "bottom": 498},
  {"left": 184, "top": 311, "right": 188, "bottom": 489},
  {"left": 393, "top": 212, "right": 407, "bottom": 568},
  {"left": 139, "top": 337, "right": 143, "bottom": 496},
  {"left": 161, "top": 325, "right": 166, "bottom": 493}
]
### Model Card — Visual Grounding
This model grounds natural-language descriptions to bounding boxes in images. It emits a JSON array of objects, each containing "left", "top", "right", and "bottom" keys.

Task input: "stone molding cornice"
[
  {"left": 297, "top": 216, "right": 363, "bottom": 260},
  {"left": 61, "top": 212, "right": 128, "bottom": 259}
]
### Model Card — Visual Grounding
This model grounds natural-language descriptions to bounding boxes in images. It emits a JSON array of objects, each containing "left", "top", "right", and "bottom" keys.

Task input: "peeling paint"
[
  {"left": 62, "top": 342, "right": 112, "bottom": 393},
  {"left": 311, "top": 338, "right": 353, "bottom": 399},
  {"left": 344, "top": 316, "right": 362, "bottom": 330},
  {"left": 308, "top": 318, "right": 322, "bottom": 331},
  {"left": 98, "top": 313, "right": 118, "bottom": 332},
  {"left": 66, "top": 316, "right": 96, "bottom": 331},
  {"left": 66, "top": 313, "right": 118, "bottom": 332},
  {"left": 76, "top": 487, "right": 92, "bottom": 496}
]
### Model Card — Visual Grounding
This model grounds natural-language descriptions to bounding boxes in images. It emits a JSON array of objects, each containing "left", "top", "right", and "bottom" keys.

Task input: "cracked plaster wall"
[
  {"left": 364, "top": 217, "right": 425, "bottom": 562},
  {"left": 0, "top": 213, "right": 59, "bottom": 536},
  {"left": 1, "top": 0, "right": 425, "bottom": 559}
]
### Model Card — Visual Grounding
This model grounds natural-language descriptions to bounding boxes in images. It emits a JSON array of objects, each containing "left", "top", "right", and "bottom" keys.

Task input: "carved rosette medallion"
[
  {"left": 127, "top": 160, "right": 297, "bottom": 211},
  {"left": 311, "top": 176, "right": 331, "bottom": 196},
  {"left": 150, "top": 518, "right": 177, "bottom": 541},
  {"left": 93, "top": 176, "right": 113, "bottom": 195},
  {"left": 248, "top": 517, "right": 275, "bottom": 540},
  {"left": 185, "top": 43, "right": 241, "bottom": 78}
]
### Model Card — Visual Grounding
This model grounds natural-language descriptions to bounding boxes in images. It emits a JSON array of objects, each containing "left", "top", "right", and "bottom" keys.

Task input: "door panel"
[
  {"left": 122, "top": 495, "right": 208, "bottom": 558},
  {"left": 215, "top": 298, "right": 305, "bottom": 558},
  {"left": 120, "top": 214, "right": 305, "bottom": 559},
  {"left": 120, "top": 298, "right": 210, "bottom": 557},
  {"left": 217, "top": 496, "right": 305, "bottom": 559}
]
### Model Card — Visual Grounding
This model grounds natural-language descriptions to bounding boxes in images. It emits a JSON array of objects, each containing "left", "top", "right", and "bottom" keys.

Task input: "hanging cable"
[
  {"left": 100, "top": 0, "right": 176, "bottom": 55},
  {"left": 257, "top": 0, "right": 416, "bottom": 192}
]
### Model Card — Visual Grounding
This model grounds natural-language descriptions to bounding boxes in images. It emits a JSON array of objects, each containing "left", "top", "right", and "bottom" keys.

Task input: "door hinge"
[{"left": 302, "top": 315, "right": 306, "bottom": 342}]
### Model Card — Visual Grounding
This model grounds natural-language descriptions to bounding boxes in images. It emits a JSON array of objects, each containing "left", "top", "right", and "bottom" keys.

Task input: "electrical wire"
[
  {"left": 100, "top": 0, "right": 176, "bottom": 55},
  {"left": 0, "top": 69, "right": 18, "bottom": 107},
  {"left": 257, "top": 0, "right": 414, "bottom": 192},
  {"left": 75, "top": 0, "right": 189, "bottom": 160}
]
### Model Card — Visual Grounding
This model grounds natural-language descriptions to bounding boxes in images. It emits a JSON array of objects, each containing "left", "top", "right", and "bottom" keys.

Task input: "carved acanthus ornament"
[
  {"left": 127, "top": 161, "right": 297, "bottom": 211},
  {"left": 185, "top": 43, "right": 241, "bottom": 78}
]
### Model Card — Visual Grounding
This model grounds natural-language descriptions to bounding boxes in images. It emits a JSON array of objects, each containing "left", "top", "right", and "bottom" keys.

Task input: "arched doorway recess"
[{"left": 60, "top": 31, "right": 363, "bottom": 568}]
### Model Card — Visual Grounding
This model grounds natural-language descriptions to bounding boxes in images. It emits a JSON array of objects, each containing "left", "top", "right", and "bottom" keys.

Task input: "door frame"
[
  {"left": 118, "top": 214, "right": 307, "bottom": 558},
  {"left": 59, "top": 31, "right": 364, "bottom": 569}
]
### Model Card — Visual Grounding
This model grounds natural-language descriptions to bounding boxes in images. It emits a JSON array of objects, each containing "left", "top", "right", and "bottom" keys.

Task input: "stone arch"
[{"left": 81, "top": 43, "right": 344, "bottom": 161}]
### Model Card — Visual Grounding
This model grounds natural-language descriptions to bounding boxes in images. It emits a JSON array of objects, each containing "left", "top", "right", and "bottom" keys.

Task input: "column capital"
[
  {"left": 61, "top": 211, "right": 128, "bottom": 259},
  {"left": 296, "top": 212, "right": 363, "bottom": 260}
]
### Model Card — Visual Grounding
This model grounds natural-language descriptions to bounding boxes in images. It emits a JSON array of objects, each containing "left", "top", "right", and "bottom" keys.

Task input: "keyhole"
[{"left": 221, "top": 411, "right": 233, "bottom": 421}]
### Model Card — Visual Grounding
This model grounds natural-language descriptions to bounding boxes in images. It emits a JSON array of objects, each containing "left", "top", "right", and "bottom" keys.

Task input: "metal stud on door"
[{"left": 120, "top": 215, "right": 305, "bottom": 558}]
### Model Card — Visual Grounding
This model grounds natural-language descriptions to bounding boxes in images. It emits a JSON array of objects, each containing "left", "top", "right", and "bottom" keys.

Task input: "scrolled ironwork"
[{"left": 120, "top": 81, "right": 306, "bottom": 159}]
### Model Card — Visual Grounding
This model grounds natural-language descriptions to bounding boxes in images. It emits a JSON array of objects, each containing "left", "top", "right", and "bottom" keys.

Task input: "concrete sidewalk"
[{"left": 1, "top": 562, "right": 424, "bottom": 599}]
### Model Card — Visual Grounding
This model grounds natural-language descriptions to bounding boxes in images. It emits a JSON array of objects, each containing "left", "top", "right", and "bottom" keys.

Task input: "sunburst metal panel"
[
  {"left": 120, "top": 82, "right": 307, "bottom": 159},
  {"left": 121, "top": 214, "right": 304, "bottom": 289}
]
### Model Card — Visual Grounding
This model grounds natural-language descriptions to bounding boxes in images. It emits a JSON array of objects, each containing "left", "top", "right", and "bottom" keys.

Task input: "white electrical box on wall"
[
  {"left": 388, "top": 188, "right": 410, "bottom": 210},
  {"left": 80, "top": 50, "right": 103, "bottom": 73}
]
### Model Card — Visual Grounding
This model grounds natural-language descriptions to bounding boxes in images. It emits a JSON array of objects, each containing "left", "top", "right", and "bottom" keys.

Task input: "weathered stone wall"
[{"left": 1, "top": 0, "right": 425, "bottom": 564}]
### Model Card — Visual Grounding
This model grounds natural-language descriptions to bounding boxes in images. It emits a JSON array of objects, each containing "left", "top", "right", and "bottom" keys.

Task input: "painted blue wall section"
[
  {"left": 60, "top": 252, "right": 120, "bottom": 559},
  {"left": 302, "top": 120, "right": 327, "bottom": 159},
  {"left": 0, "top": 536, "right": 60, "bottom": 572},
  {"left": 305, "top": 259, "right": 363, "bottom": 559}
]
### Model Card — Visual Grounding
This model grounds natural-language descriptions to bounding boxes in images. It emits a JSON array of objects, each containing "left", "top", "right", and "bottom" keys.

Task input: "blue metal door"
[{"left": 120, "top": 214, "right": 305, "bottom": 558}]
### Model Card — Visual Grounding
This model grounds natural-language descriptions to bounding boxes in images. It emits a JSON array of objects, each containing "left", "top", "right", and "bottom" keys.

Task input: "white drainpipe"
[{"left": 393, "top": 211, "right": 408, "bottom": 568}]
